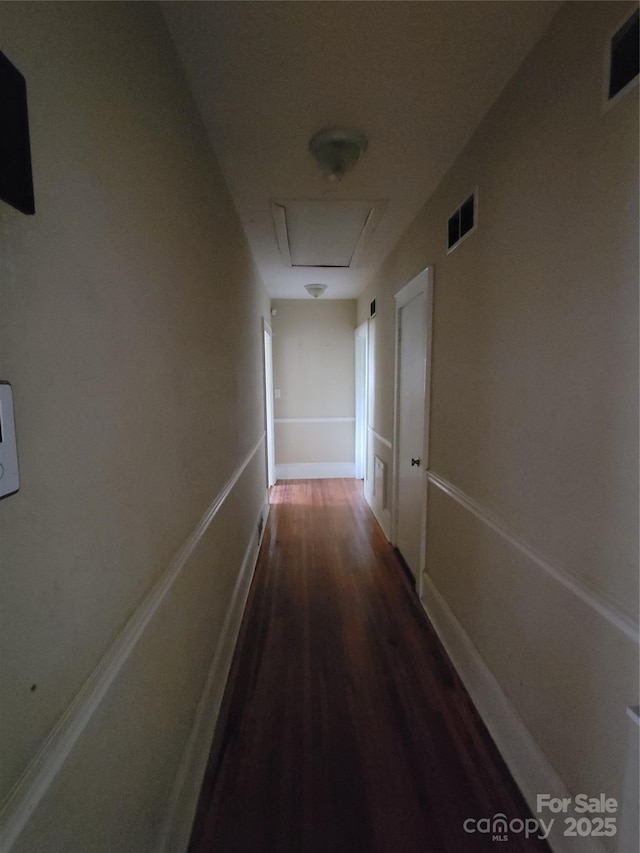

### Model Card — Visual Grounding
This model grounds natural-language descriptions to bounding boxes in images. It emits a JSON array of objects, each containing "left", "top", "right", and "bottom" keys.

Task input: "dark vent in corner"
[
  {"left": 447, "top": 192, "right": 475, "bottom": 252},
  {"left": 370, "top": 299, "right": 376, "bottom": 318},
  {"left": 608, "top": 9, "right": 639, "bottom": 100}
]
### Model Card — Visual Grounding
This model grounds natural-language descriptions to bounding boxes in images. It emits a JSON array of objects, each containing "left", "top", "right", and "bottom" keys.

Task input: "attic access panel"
[{"left": 271, "top": 200, "right": 383, "bottom": 268}]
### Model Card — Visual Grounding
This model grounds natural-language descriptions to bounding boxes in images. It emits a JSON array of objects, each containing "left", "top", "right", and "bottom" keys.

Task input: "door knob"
[{"left": 411, "top": 458, "right": 421, "bottom": 467}]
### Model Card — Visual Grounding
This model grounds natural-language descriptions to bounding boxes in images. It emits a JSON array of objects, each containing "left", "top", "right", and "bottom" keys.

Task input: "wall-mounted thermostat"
[{"left": 0, "top": 382, "right": 19, "bottom": 498}]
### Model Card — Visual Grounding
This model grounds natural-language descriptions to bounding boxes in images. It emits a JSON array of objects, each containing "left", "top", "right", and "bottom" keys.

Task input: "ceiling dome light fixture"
[
  {"left": 309, "top": 127, "right": 368, "bottom": 183},
  {"left": 304, "top": 283, "right": 327, "bottom": 298}
]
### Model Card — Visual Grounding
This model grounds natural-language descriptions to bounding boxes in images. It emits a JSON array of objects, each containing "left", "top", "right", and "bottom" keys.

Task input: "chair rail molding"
[
  {"left": 0, "top": 433, "right": 267, "bottom": 852},
  {"left": 274, "top": 416, "right": 355, "bottom": 424},
  {"left": 427, "top": 470, "right": 639, "bottom": 644},
  {"left": 368, "top": 427, "right": 393, "bottom": 449}
]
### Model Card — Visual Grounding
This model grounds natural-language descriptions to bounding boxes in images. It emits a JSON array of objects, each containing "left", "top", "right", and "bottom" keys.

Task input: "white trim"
[
  {"left": 271, "top": 202, "right": 292, "bottom": 266},
  {"left": 392, "top": 266, "right": 433, "bottom": 600},
  {"left": 420, "top": 573, "right": 605, "bottom": 853},
  {"left": 349, "top": 204, "right": 385, "bottom": 269},
  {"left": 365, "top": 495, "right": 392, "bottom": 541},
  {"left": 368, "top": 427, "right": 392, "bottom": 449},
  {"left": 427, "top": 470, "right": 639, "bottom": 644},
  {"left": 618, "top": 704, "right": 640, "bottom": 853},
  {"left": 0, "top": 434, "right": 267, "bottom": 851},
  {"left": 275, "top": 462, "right": 355, "bottom": 480},
  {"left": 157, "top": 497, "right": 270, "bottom": 853},
  {"left": 274, "top": 417, "right": 355, "bottom": 424}
]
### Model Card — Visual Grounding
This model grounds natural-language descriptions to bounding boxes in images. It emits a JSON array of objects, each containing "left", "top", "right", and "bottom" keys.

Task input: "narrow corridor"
[{"left": 189, "top": 479, "right": 549, "bottom": 853}]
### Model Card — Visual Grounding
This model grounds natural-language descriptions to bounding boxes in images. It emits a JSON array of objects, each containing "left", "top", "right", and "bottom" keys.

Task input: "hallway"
[
  {"left": 189, "top": 480, "right": 550, "bottom": 853},
  {"left": 0, "top": 4, "right": 637, "bottom": 849}
]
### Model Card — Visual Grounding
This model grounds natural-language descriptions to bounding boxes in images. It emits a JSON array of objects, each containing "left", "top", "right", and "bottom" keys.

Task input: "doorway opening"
[
  {"left": 354, "top": 321, "right": 368, "bottom": 480},
  {"left": 263, "top": 319, "right": 275, "bottom": 488}
]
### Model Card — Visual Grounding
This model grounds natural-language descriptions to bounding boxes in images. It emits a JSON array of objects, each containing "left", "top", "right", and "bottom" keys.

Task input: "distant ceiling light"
[
  {"left": 309, "top": 127, "right": 368, "bottom": 183},
  {"left": 304, "top": 283, "right": 327, "bottom": 298}
]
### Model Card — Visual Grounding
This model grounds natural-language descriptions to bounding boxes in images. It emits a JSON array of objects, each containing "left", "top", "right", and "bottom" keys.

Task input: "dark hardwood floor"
[{"left": 189, "top": 479, "right": 550, "bottom": 853}]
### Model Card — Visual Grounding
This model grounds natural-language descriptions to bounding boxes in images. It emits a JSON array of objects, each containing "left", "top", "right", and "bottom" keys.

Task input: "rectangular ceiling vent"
[
  {"left": 271, "top": 200, "right": 384, "bottom": 269},
  {"left": 607, "top": 9, "right": 639, "bottom": 103},
  {"left": 447, "top": 191, "right": 476, "bottom": 253}
]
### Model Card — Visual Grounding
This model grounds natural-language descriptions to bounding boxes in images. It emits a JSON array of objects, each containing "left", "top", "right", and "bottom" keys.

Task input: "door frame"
[
  {"left": 391, "top": 266, "right": 433, "bottom": 598},
  {"left": 354, "top": 321, "right": 369, "bottom": 480},
  {"left": 262, "top": 317, "right": 276, "bottom": 488}
]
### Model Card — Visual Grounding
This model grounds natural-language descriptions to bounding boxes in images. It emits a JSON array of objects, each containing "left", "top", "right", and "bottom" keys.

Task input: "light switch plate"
[{"left": 0, "top": 382, "right": 20, "bottom": 498}]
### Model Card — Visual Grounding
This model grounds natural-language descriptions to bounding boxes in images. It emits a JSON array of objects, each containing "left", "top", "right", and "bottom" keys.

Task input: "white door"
[{"left": 394, "top": 269, "right": 432, "bottom": 582}]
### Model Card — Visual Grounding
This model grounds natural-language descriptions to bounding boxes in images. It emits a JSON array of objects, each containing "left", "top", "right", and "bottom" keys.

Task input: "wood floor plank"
[{"left": 189, "top": 479, "right": 550, "bottom": 853}]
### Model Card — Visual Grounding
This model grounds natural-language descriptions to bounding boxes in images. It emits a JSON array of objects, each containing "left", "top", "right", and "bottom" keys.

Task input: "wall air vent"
[
  {"left": 0, "top": 51, "right": 34, "bottom": 215},
  {"left": 447, "top": 191, "right": 476, "bottom": 253},
  {"left": 607, "top": 9, "right": 639, "bottom": 103}
]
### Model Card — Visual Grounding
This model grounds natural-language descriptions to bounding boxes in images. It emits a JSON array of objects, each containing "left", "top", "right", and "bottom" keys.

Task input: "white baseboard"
[
  {"left": 156, "top": 498, "right": 270, "bottom": 853},
  {"left": 275, "top": 462, "right": 355, "bottom": 480},
  {"left": 420, "top": 572, "right": 606, "bottom": 853},
  {"left": 371, "top": 501, "right": 392, "bottom": 540},
  {"left": 363, "top": 482, "right": 392, "bottom": 540}
]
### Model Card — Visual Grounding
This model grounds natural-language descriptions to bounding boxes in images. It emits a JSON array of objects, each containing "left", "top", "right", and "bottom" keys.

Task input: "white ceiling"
[{"left": 162, "top": 1, "right": 560, "bottom": 299}]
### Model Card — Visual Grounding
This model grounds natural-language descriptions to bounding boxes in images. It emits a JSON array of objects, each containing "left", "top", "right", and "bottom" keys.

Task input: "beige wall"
[
  {"left": 358, "top": 0, "right": 638, "bottom": 842},
  {"left": 0, "top": 3, "right": 270, "bottom": 850},
  {"left": 272, "top": 299, "right": 357, "bottom": 475}
]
